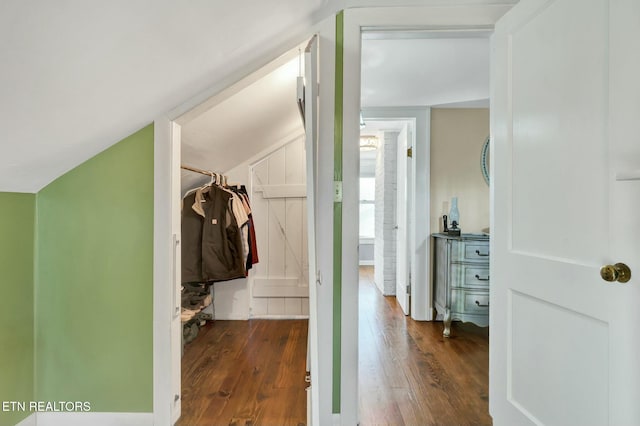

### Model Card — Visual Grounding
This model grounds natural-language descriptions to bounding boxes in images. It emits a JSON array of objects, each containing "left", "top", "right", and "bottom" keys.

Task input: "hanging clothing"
[
  {"left": 231, "top": 185, "right": 259, "bottom": 269},
  {"left": 181, "top": 185, "right": 246, "bottom": 283}
]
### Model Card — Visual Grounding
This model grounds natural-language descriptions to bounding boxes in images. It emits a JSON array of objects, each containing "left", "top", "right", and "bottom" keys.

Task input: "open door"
[
  {"left": 303, "top": 34, "right": 321, "bottom": 426},
  {"left": 395, "top": 124, "right": 411, "bottom": 315},
  {"left": 491, "top": 0, "right": 640, "bottom": 424}
]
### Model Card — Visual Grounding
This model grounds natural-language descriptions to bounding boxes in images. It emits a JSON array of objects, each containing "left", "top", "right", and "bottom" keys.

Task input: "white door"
[
  {"left": 491, "top": 0, "right": 640, "bottom": 425},
  {"left": 396, "top": 125, "right": 410, "bottom": 314},
  {"left": 303, "top": 34, "right": 321, "bottom": 426}
]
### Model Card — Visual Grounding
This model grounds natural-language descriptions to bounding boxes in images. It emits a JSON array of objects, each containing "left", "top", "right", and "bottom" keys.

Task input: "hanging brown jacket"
[{"left": 182, "top": 186, "right": 246, "bottom": 283}]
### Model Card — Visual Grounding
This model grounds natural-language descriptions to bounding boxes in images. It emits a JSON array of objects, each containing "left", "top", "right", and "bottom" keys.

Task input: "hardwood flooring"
[
  {"left": 178, "top": 319, "right": 308, "bottom": 426},
  {"left": 358, "top": 266, "right": 490, "bottom": 426},
  {"left": 179, "top": 266, "right": 490, "bottom": 425}
]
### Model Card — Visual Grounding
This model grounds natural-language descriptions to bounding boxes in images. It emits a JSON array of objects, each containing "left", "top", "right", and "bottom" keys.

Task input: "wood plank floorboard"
[
  {"left": 179, "top": 266, "right": 489, "bottom": 425},
  {"left": 179, "top": 319, "right": 308, "bottom": 426},
  {"left": 358, "top": 266, "right": 490, "bottom": 426}
]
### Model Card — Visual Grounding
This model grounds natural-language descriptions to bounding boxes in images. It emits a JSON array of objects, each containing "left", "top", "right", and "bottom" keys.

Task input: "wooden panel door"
[
  {"left": 250, "top": 138, "right": 309, "bottom": 312},
  {"left": 491, "top": 0, "right": 640, "bottom": 424}
]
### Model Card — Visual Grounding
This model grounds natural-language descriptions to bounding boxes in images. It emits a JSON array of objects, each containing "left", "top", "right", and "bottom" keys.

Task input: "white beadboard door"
[
  {"left": 250, "top": 137, "right": 309, "bottom": 317},
  {"left": 491, "top": 0, "right": 640, "bottom": 424}
]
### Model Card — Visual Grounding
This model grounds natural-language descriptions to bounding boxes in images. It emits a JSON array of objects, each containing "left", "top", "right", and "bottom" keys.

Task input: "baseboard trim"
[
  {"left": 35, "top": 412, "right": 153, "bottom": 426},
  {"left": 15, "top": 413, "right": 37, "bottom": 426},
  {"left": 249, "top": 314, "right": 310, "bottom": 320}
]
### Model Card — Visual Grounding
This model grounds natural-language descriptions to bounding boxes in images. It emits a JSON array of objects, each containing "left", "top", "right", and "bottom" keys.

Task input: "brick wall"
[{"left": 374, "top": 131, "right": 398, "bottom": 295}]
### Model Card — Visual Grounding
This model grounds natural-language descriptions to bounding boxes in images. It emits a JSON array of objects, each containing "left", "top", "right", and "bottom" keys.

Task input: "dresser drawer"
[
  {"left": 452, "top": 289, "right": 490, "bottom": 315},
  {"left": 450, "top": 264, "right": 490, "bottom": 289},
  {"left": 432, "top": 233, "right": 490, "bottom": 335},
  {"left": 464, "top": 242, "right": 490, "bottom": 261},
  {"left": 450, "top": 240, "right": 490, "bottom": 263}
]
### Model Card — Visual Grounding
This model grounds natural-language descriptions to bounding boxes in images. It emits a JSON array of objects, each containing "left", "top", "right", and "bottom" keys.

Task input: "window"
[{"left": 359, "top": 177, "right": 375, "bottom": 238}]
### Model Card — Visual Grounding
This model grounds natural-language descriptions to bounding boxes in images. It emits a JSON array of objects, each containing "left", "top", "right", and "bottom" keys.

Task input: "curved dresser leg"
[{"left": 443, "top": 308, "right": 452, "bottom": 337}]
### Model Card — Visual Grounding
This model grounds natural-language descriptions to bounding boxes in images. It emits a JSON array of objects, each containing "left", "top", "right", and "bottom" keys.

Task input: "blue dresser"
[{"left": 432, "top": 233, "right": 490, "bottom": 337}]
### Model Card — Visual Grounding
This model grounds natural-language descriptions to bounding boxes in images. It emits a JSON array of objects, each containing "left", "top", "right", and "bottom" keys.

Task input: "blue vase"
[{"left": 449, "top": 197, "right": 460, "bottom": 228}]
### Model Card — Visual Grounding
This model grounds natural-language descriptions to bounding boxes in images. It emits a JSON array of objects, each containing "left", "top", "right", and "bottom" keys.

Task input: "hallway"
[
  {"left": 358, "top": 266, "right": 490, "bottom": 426},
  {"left": 178, "top": 267, "right": 490, "bottom": 425}
]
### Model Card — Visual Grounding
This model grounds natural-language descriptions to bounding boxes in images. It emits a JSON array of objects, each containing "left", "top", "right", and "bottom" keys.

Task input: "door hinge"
[
  {"left": 406, "top": 284, "right": 411, "bottom": 294},
  {"left": 334, "top": 181, "right": 343, "bottom": 202},
  {"left": 407, "top": 147, "right": 413, "bottom": 158}
]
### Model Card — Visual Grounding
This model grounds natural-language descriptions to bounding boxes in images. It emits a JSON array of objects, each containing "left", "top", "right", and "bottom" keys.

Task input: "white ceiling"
[
  {"left": 361, "top": 36, "right": 490, "bottom": 107},
  {"left": 0, "top": 1, "right": 503, "bottom": 193},
  {"left": 181, "top": 58, "right": 304, "bottom": 175},
  {"left": 0, "top": 0, "right": 334, "bottom": 192},
  {"left": 179, "top": 36, "right": 490, "bottom": 183},
  {"left": 180, "top": 57, "right": 305, "bottom": 190}
]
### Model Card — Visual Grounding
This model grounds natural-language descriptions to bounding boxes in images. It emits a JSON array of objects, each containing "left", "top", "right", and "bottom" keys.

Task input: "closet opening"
[
  {"left": 356, "top": 28, "right": 492, "bottom": 424},
  {"left": 174, "top": 42, "right": 312, "bottom": 425}
]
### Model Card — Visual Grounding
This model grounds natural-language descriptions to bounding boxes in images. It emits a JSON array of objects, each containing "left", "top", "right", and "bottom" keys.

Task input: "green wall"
[
  {"left": 0, "top": 193, "right": 35, "bottom": 426},
  {"left": 35, "top": 125, "right": 154, "bottom": 412}
]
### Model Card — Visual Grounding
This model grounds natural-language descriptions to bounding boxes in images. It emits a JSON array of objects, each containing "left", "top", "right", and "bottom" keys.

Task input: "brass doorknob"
[{"left": 600, "top": 263, "right": 631, "bottom": 283}]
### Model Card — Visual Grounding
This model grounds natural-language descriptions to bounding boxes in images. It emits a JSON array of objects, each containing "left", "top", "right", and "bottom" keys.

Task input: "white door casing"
[
  {"left": 304, "top": 34, "right": 321, "bottom": 426},
  {"left": 360, "top": 107, "right": 431, "bottom": 321},
  {"left": 152, "top": 117, "right": 182, "bottom": 426},
  {"left": 169, "top": 122, "right": 182, "bottom": 424},
  {"left": 490, "top": 0, "right": 640, "bottom": 425},
  {"left": 395, "top": 123, "right": 410, "bottom": 315},
  {"left": 343, "top": 6, "right": 512, "bottom": 423}
]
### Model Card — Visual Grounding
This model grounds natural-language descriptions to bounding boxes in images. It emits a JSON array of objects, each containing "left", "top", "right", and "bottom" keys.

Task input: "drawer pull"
[
  {"left": 475, "top": 249, "right": 489, "bottom": 257},
  {"left": 475, "top": 300, "right": 489, "bottom": 308},
  {"left": 474, "top": 274, "right": 490, "bottom": 281}
]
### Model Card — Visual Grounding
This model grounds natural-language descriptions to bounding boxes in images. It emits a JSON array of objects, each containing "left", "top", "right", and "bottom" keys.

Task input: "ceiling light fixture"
[{"left": 359, "top": 135, "right": 378, "bottom": 151}]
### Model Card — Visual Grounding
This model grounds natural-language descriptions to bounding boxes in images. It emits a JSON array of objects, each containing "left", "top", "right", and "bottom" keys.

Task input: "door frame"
[
  {"left": 152, "top": 4, "right": 515, "bottom": 425},
  {"left": 341, "top": 5, "right": 513, "bottom": 424},
  {"left": 361, "top": 109, "right": 430, "bottom": 319},
  {"left": 152, "top": 21, "right": 338, "bottom": 426}
]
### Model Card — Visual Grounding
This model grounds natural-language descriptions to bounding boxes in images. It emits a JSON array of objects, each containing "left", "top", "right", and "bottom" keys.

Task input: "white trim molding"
[
  {"left": 36, "top": 412, "right": 153, "bottom": 426},
  {"left": 342, "top": 5, "right": 513, "bottom": 424},
  {"left": 15, "top": 413, "right": 36, "bottom": 426}
]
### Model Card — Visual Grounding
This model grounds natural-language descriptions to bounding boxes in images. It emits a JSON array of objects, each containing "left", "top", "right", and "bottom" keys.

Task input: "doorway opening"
[
  {"left": 359, "top": 117, "right": 415, "bottom": 314},
  {"left": 356, "top": 28, "right": 492, "bottom": 422},
  {"left": 173, "top": 42, "right": 313, "bottom": 425}
]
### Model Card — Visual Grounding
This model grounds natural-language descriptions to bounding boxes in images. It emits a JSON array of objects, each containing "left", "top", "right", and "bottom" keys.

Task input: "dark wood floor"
[
  {"left": 358, "top": 266, "right": 490, "bottom": 426},
  {"left": 179, "top": 266, "right": 490, "bottom": 425},
  {"left": 178, "top": 319, "right": 308, "bottom": 426}
]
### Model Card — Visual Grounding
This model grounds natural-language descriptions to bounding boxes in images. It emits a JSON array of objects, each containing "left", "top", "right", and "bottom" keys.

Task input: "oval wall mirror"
[{"left": 481, "top": 136, "right": 490, "bottom": 185}]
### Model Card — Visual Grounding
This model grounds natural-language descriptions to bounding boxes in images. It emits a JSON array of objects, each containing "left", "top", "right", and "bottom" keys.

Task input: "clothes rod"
[{"left": 181, "top": 164, "right": 218, "bottom": 176}]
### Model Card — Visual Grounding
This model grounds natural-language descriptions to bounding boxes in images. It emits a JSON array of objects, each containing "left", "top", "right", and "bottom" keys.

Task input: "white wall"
[
  {"left": 374, "top": 130, "right": 398, "bottom": 295},
  {"left": 213, "top": 134, "right": 309, "bottom": 320},
  {"left": 359, "top": 241, "right": 374, "bottom": 265},
  {"left": 430, "top": 108, "right": 490, "bottom": 234}
]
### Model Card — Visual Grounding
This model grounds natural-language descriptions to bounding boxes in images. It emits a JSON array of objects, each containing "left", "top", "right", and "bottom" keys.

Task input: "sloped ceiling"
[
  {"left": 181, "top": 58, "right": 304, "bottom": 176},
  {"left": 178, "top": 35, "right": 490, "bottom": 187},
  {"left": 0, "top": 0, "right": 337, "bottom": 192},
  {"left": 0, "top": 0, "right": 513, "bottom": 193}
]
